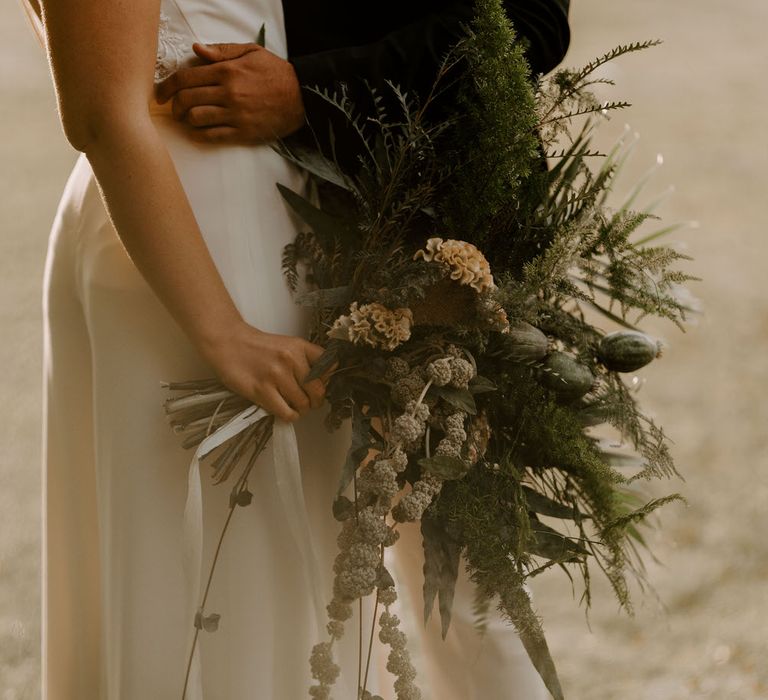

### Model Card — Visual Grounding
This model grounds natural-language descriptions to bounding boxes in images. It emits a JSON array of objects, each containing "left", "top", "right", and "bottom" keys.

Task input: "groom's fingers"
[
  {"left": 170, "top": 86, "right": 227, "bottom": 119},
  {"left": 193, "top": 42, "right": 262, "bottom": 63},
  {"left": 184, "top": 106, "right": 231, "bottom": 128},
  {"left": 155, "top": 62, "right": 224, "bottom": 103}
]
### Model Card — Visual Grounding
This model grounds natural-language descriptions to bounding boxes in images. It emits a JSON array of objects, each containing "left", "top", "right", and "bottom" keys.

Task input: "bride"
[{"left": 30, "top": 0, "right": 569, "bottom": 696}]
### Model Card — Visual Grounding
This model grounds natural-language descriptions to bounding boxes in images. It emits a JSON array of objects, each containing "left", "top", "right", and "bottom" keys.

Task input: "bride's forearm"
[
  {"left": 40, "top": 0, "right": 247, "bottom": 354},
  {"left": 82, "top": 116, "right": 246, "bottom": 351}
]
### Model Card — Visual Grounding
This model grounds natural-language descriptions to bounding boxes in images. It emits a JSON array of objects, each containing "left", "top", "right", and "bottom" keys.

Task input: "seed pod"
[
  {"left": 542, "top": 351, "right": 595, "bottom": 399},
  {"left": 598, "top": 331, "right": 662, "bottom": 373},
  {"left": 500, "top": 321, "right": 549, "bottom": 362}
]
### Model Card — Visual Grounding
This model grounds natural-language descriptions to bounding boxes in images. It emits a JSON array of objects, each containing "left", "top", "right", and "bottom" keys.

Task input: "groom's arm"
[
  {"left": 156, "top": 0, "right": 570, "bottom": 145},
  {"left": 290, "top": 0, "right": 570, "bottom": 101},
  {"left": 288, "top": 0, "right": 570, "bottom": 157}
]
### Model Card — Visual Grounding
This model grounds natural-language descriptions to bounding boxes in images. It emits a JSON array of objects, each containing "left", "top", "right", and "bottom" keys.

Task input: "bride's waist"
[{"left": 142, "top": 101, "right": 305, "bottom": 195}]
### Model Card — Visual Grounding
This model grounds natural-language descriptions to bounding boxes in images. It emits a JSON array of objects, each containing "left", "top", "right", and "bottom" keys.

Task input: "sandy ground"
[{"left": 1, "top": 1, "right": 767, "bottom": 698}]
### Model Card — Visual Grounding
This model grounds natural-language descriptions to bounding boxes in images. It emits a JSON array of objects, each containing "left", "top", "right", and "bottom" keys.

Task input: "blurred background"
[{"left": 1, "top": 1, "right": 766, "bottom": 697}]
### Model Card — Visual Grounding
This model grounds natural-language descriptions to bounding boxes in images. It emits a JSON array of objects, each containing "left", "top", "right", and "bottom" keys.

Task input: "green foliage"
[{"left": 440, "top": 0, "right": 541, "bottom": 241}]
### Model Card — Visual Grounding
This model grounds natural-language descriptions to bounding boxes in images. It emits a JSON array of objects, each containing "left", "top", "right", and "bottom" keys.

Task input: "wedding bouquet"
[{"left": 164, "top": 2, "right": 695, "bottom": 697}]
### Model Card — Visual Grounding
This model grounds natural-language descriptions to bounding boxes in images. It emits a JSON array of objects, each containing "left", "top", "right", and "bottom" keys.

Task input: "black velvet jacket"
[{"left": 282, "top": 0, "right": 571, "bottom": 155}]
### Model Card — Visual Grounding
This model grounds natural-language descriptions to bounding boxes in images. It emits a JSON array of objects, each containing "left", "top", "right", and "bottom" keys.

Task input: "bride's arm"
[{"left": 40, "top": 0, "right": 324, "bottom": 421}]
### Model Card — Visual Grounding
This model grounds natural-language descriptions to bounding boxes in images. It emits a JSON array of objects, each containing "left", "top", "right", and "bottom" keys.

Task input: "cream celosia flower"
[
  {"left": 413, "top": 237, "right": 495, "bottom": 293},
  {"left": 327, "top": 301, "right": 413, "bottom": 351}
]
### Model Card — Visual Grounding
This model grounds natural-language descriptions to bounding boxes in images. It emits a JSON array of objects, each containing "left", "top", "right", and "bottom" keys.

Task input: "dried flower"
[
  {"left": 327, "top": 301, "right": 413, "bottom": 351},
  {"left": 435, "top": 438, "right": 462, "bottom": 459},
  {"left": 357, "top": 507, "right": 389, "bottom": 546},
  {"left": 425, "top": 357, "right": 452, "bottom": 386},
  {"left": 378, "top": 608, "right": 422, "bottom": 700},
  {"left": 392, "top": 478, "right": 442, "bottom": 523},
  {"left": 391, "top": 413, "right": 425, "bottom": 445},
  {"left": 390, "top": 448, "right": 409, "bottom": 473},
  {"left": 392, "top": 372, "right": 426, "bottom": 407},
  {"left": 385, "top": 356, "right": 411, "bottom": 381},
  {"left": 347, "top": 543, "right": 381, "bottom": 570},
  {"left": 466, "top": 409, "right": 492, "bottom": 465},
  {"left": 336, "top": 566, "right": 377, "bottom": 599},
  {"left": 447, "top": 356, "right": 475, "bottom": 389},
  {"left": 378, "top": 586, "right": 398, "bottom": 606},
  {"left": 326, "top": 620, "right": 345, "bottom": 639},
  {"left": 444, "top": 412, "right": 467, "bottom": 432},
  {"left": 327, "top": 598, "right": 353, "bottom": 622},
  {"left": 309, "top": 641, "right": 340, "bottom": 686},
  {"left": 383, "top": 528, "right": 400, "bottom": 547},
  {"left": 404, "top": 399, "right": 430, "bottom": 422},
  {"left": 445, "top": 426, "right": 467, "bottom": 444},
  {"left": 309, "top": 684, "right": 330, "bottom": 700},
  {"left": 413, "top": 237, "right": 495, "bottom": 294}
]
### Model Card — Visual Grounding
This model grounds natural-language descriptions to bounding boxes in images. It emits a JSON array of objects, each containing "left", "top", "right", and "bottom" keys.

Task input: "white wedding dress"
[{"left": 40, "top": 0, "right": 550, "bottom": 697}]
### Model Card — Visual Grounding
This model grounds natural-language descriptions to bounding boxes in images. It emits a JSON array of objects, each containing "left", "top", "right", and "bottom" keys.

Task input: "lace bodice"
[
  {"left": 155, "top": 11, "right": 190, "bottom": 83},
  {"left": 153, "top": 0, "right": 289, "bottom": 85},
  {"left": 154, "top": 0, "right": 203, "bottom": 84}
]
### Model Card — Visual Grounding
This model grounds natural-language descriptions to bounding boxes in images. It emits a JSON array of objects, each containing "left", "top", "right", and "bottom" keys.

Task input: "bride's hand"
[{"left": 201, "top": 320, "right": 332, "bottom": 423}]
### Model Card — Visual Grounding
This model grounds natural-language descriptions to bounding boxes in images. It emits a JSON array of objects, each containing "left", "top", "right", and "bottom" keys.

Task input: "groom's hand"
[{"left": 155, "top": 43, "right": 305, "bottom": 144}]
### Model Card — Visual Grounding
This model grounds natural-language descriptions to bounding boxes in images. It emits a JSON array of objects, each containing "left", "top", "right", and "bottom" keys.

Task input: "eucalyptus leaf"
[
  {"left": 521, "top": 486, "right": 576, "bottom": 519},
  {"left": 201, "top": 613, "right": 221, "bottom": 632},
  {"left": 332, "top": 495, "right": 355, "bottom": 521},
  {"left": 255, "top": 23, "right": 265, "bottom": 47},
  {"left": 527, "top": 520, "right": 588, "bottom": 561},
  {"left": 277, "top": 183, "right": 357, "bottom": 250},
  {"left": 304, "top": 343, "right": 339, "bottom": 383},
  {"left": 431, "top": 384, "right": 477, "bottom": 415},
  {"left": 376, "top": 564, "right": 395, "bottom": 589},
  {"left": 468, "top": 375, "right": 497, "bottom": 394},
  {"left": 235, "top": 489, "right": 253, "bottom": 507},
  {"left": 273, "top": 140, "right": 353, "bottom": 192},
  {"left": 421, "top": 514, "right": 461, "bottom": 639},
  {"left": 194, "top": 610, "right": 221, "bottom": 633},
  {"left": 337, "top": 402, "right": 371, "bottom": 495},
  {"left": 418, "top": 455, "right": 469, "bottom": 480},
  {"left": 438, "top": 555, "right": 460, "bottom": 640},
  {"left": 501, "top": 576, "right": 564, "bottom": 700}
]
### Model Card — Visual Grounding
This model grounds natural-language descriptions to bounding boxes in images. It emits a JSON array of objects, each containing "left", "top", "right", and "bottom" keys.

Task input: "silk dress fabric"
[{"left": 40, "top": 0, "right": 549, "bottom": 697}]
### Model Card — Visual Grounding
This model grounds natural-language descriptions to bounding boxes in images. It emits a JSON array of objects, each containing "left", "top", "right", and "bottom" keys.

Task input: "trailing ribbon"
[{"left": 181, "top": 406, "right": 325, "bottom": 698}]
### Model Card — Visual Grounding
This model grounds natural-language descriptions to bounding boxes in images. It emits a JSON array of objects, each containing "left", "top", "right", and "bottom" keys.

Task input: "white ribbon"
[{"left": 182, "top": 406, "right": 324, "bottom": 698}]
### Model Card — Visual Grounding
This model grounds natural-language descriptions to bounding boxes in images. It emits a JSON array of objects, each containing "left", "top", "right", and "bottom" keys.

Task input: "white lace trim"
[{"left": 155, "top": 11, "right": 188, "bottom": 83}]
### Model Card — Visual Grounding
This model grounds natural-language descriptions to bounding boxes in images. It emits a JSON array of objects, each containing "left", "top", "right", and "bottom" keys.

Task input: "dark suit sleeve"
[
  {"left": 289, "top": 1, "right": 569, "bottom": 113},
  {"left": 286, "top": 1, "right": 569, "bottom": 159},
  {"left": 291, "top": 2, "right": 570, "bottom": 86}
]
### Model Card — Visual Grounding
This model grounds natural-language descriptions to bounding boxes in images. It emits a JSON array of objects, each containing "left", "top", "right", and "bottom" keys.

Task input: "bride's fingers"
[
  {"left": 186, "top": 106, "right": 231, "bottom": 128},
  {"left": 294, "top": 356, "right": 325, "bottom": 410},
  {"left": 261, "top": 386, "right": 300, "bottom": 423},
  {"left": 279, "top": 376, "right": 312, "bottom": 417},
  {"left": 303, "top": 341, "right": 325, "bottom": 365}
]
